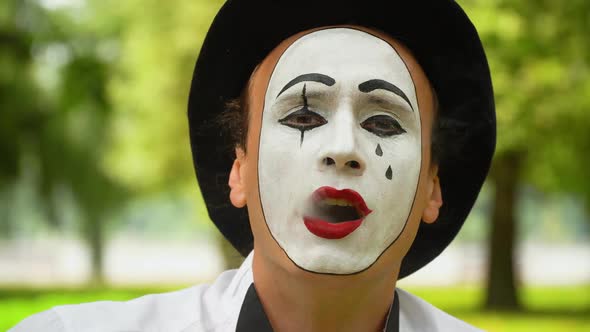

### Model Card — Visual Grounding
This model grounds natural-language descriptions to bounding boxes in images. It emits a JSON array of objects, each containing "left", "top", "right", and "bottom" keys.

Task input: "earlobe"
[
  {"left": 422, "top": 173, "right": 443, "bottom": 224},
  {"left": 228, "top": 149, "right": 247, "bottom": 208}
]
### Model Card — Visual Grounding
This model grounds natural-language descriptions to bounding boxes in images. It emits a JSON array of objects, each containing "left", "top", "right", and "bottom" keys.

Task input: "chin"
[{"left": 281, "top": 242, "right": 382, "bottom": 275}]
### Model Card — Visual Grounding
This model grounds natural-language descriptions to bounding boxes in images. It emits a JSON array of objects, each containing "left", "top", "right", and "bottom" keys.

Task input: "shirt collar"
[{"left": 236, "top": 283, "right": 400, "bottom": 332}]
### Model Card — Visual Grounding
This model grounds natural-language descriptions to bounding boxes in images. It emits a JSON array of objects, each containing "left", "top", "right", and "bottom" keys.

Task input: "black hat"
[{"left": 188, "top": 0, "right": 495, "bottom": 278}]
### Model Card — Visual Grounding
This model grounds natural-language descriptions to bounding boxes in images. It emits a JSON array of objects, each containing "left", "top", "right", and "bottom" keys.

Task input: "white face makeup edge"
[{"left": 257, "top": 28, "right": 422, "bottom": 274}]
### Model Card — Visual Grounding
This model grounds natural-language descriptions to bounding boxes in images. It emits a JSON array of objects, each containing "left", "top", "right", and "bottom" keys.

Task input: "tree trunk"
[
  {"left": 85, "top": 213, "right": 105, "bottom": 286},
  {"left": 0, "top": 187, "right": 13, "bottom": 238},
  {"left": 485, "top": 152, "right": 522, "bottom": 310}
]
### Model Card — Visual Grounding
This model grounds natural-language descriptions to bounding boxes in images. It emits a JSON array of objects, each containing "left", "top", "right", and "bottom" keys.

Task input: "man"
[{"left": 10, "top": 0, "right": 495, "bottom": 331}]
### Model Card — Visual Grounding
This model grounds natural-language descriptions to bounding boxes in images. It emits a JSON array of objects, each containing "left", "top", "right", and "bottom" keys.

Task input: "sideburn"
[{"left": 218, "top": 78, "right": 253, "bottom": 154}]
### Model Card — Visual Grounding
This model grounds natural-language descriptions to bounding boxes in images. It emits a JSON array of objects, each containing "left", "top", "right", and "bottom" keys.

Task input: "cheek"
[
  {"left": 243, "top": 108, "right": 265, "bottom": 222},
  {"left": 370, "top": 136, "right": 425, "bottom": 259},
  {"left": 368, "top": 133, "right": 421, "bottom": 187},
  {"left": 257, "top": 123, "right": 318, "bottom": 212},
  {"left": 400, "top": 111, "right": 434, "bottom": 230},
  {"left": 259, "top": 125, "right": 305, "bottom": 172},
  {"left": 258, "top": 124, "right": 299, "bottom": 189}
]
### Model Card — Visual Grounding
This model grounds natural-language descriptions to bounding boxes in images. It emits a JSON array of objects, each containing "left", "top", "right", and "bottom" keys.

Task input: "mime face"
[
  {"left": 256, "top": 28, "right": 422, "bottom": 274},
  {"left": 229, "top": 26, "right": 441, "bottom": 278}
]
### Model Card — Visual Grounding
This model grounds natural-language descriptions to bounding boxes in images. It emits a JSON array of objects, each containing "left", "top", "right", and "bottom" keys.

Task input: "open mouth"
[{"left": 303, "top": 186, "right": 372, "bottom": 239}]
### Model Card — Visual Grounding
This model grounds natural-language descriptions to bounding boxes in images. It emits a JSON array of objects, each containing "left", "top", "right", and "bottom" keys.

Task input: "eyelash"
[
  {"left": 278, "top": 107, "right": 327, "bottom": 131},
  {"left": 360, "top": 114, "right": 406, "bottom": 137},
  {"left": 279, "top": 109, "right": 405, "bottom": 138}
]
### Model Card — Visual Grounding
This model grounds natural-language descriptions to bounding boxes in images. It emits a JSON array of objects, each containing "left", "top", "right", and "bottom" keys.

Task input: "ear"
[
  {"left": 422, "top": 166, "right": 443, "bottom": 224},
  {"left": 228, "top": 148, "right": 247, "bottom": 208}
]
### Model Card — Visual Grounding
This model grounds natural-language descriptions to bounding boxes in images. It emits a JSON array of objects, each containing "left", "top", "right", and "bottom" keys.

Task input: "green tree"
[
  {"left": 461, "top": 0, "right": 590, "bottom": 310},
  {"left": 0, "top": 1, "right": 46, "bottom": 234},
  {"left": 0, "top": 0, "right": 127, "bottom": 284},
  {"left": 97, "top": 0, "right": 243, "bottom": 267}
]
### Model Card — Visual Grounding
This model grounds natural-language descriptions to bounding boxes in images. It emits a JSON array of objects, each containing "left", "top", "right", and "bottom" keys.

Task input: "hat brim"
[{"left": 188, "top": 0, "right": 495, "bottom": 278}]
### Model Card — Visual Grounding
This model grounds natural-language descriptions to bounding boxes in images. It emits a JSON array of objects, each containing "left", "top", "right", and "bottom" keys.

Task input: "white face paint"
[{"left": 258, "top": 28, "right": 422, "bottom": 274}]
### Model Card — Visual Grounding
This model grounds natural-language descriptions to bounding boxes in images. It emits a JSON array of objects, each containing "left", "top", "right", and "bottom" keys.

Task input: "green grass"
[
  {"left": 404, "top": 285, "right": 590, "bottom": 332},
  {"left": 1, "top": 285, "right": 588, "bottom": 331},
  {"left": 0, "top": 286, "right": 179, "bottom": 331}
]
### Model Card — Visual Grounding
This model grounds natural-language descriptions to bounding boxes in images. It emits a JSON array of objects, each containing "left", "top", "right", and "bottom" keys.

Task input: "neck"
[{"left": 252, "top": 251, "right": 399, "bottom": 332}]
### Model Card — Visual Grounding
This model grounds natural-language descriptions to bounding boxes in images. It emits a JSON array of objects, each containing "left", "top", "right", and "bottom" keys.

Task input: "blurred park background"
[{"left": 1, "top": 0, "right": 589, "bottom": 331}]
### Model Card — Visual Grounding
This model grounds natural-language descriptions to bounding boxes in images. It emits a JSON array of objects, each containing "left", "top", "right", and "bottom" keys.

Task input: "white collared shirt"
[{"left": 9, "top": 251, "right": 481, "bottom": 331}]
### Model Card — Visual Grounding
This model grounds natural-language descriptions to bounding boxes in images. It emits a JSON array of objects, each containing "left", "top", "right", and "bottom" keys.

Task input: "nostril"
[
  {"left": 324, "top": 157, "right": 336, "bottom": 166},
  {"left": 346, "top": 160, "right": 361, "bottom": 169}
]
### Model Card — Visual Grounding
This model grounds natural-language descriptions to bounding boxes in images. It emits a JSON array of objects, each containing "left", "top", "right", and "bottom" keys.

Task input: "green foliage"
[
  {"left": 0, "top": 1, "right": 129, "bottom": 281},
  {"left": 97, "top": 0, "right": 225, "bottom": 192},
  {"left": 0, "top": 0, "right": 44, "bottom": 188},
  {"left": 460, "top": 0, "right": 590, "bottom": 204}
]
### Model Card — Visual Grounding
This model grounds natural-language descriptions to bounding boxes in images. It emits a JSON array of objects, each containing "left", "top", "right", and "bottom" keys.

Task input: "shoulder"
[
  {"left": 9, "top": 259, "right": 255, "bottom": 332},
  {"left": 9, "top": 285, "right": 208, "bottom": 332},
  {"left": 8, "top": 308, "right": 66, "bottom": 332},
  {"left": 397, "top": 288, "right": 483, "bottom": 332}
]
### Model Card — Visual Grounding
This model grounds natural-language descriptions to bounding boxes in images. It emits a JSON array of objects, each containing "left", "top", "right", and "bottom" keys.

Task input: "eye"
[
  {"left": 278, "top": 107, "right": 327, "bottom": 131},
  {"left": 361, "top": 114, "right": 406, "bottom": 137}
]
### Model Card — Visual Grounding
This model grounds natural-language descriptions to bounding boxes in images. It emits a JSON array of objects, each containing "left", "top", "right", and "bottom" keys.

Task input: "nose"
[{"left": 318, "top": 109, "right": 365, "bottom": 176}]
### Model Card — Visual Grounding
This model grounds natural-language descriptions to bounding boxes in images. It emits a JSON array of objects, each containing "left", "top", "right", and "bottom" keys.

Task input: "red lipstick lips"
[{"left": 303, "top": 186, "right": 372, "bottom": 239}]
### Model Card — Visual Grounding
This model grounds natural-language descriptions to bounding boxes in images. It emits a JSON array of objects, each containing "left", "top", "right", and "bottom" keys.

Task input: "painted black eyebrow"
[
  {"left": 358, "top": 79, "right": 414, "bottom": 111},
  {"left": 276, "top": 73, "right": 336, "bottom": 98}
]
